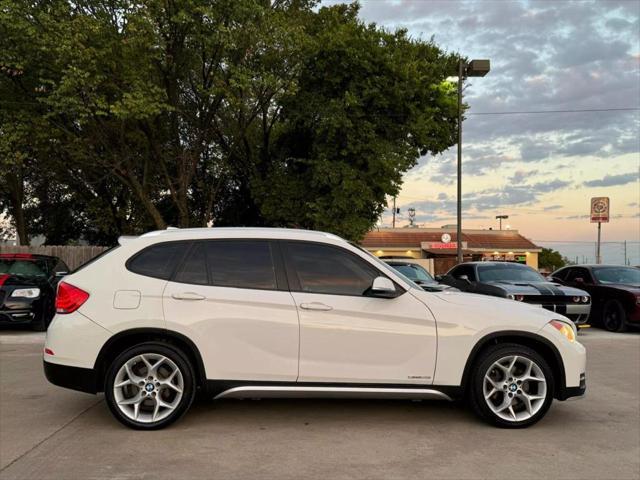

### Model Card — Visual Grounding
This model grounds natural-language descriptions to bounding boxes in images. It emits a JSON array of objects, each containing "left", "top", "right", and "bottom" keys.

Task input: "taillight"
[{"left": 55, "top": 282, "right": 89, "bottom": 314}]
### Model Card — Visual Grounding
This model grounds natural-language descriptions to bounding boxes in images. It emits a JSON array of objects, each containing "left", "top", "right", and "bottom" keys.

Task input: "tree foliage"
[
  {"left": 538, "top": 247, "right": 567, "bottom": 271},
  {"left": 0, "top": 0, "right": 461, "bottom": 245}
]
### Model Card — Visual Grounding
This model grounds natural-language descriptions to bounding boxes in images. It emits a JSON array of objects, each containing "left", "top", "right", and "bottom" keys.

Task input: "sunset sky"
[{"left": 324, "top": 0, "right": 640, "bottom": 248}]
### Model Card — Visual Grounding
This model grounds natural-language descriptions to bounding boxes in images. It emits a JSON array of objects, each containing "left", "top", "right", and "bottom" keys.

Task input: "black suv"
[{"left": 0, "top": 253, "right": 68, "bottom": 330}]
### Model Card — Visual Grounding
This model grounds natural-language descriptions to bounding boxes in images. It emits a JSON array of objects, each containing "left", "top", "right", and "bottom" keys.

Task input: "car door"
[
  {"left": 282, "top": 241, "right": 437, "bottom": 385},
  {"left": 163, "top": 240, "right": 299, "bottom": 382}
]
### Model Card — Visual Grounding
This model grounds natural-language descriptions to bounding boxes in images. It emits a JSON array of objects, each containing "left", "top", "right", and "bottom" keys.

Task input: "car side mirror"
[
  {"left": 370, "top": 276, "right": 397, "bottom": 298},
  {"left": 434, "top": 274, "right": 444, "bottom": 282},
  {"left": 574, "top": 277, "right": 585, "bottom": 284}
]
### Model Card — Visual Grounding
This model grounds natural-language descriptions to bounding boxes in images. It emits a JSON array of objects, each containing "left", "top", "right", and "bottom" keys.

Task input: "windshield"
[
  {"left": 349, "top": 243, "right": 421, "bottom": 290},
  {"left": 478, "top": 264, "right": 546, "bottom": 282},
  {"left": 0, "top": 257, "right": 49, "bottom": 278},
  {"left": 593, "top": 267, "right": 640, "bottom": 285},
  {"left": 390, "top": 264, "right": 436, "bottom": 284}
]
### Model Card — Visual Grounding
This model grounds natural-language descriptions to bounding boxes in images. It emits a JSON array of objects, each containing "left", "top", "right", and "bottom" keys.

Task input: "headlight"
[
  {"left": 581, "top": 296, "right": 589, "bottom": 303},
  {"left": 550, "top": 320, "right": 575, "bottom": 342},
  {"left": 572, "top": 296, "right": 581, "bottom": 303},
  {"left": 10, "top": 288, "right": 41, "bottom": 299},
  {"left": 506, "top": 294, "right": 524, "bottom": 301}
]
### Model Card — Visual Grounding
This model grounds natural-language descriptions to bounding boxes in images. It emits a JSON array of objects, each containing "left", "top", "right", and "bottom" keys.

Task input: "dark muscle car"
[
  {"left": 551, "top": 265, "right": 640, "bottom": 332},
  {"left": 0, "top": 254, "right": 68, "bottom": 331},
  {"left": 384, "top": 260, "right": 458, "bottom": 292},
  {"left": 439, "top": 262, "right": 591, "bottom": 324}
]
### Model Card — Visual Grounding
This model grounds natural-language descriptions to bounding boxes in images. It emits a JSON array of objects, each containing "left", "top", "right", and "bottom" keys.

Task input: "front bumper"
[
  {"left": 535, "top": 303, "right": 591, "bottom": 325},
  {"left": 0, "top": 308, "right": 36, "bottom": 325},
  {"left": 557, "top": 372, "right": 586, "bottom": 400},
  {"left": 43, "top": 360, "right": 98, "bottom": 394}
]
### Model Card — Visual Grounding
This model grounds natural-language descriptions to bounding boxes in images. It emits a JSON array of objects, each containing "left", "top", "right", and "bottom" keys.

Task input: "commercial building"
[{"left": 362, "top": 227, "right": 541, "bottom": 275}]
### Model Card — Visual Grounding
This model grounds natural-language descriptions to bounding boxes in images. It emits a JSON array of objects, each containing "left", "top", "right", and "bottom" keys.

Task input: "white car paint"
[{"left": 44, "top": 227, "right": 585, "bottom": 403}]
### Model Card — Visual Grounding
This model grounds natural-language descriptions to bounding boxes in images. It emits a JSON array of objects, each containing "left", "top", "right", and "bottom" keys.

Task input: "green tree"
[
  {"left": 538, "top": 247, "right": 566, "bottom": 271},
  {"left": 0, "top": 0, "right": 461, "bottom": 244}
]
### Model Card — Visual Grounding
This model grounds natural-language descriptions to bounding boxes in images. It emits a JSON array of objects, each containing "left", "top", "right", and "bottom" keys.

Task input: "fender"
[{"left": 458, "top": 330, "right": 566, "bottom": 398}]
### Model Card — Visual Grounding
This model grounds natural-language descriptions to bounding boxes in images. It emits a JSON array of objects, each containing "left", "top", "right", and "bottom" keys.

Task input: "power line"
[{"left": 468, "top": 107, "right": 640, "bottom": 116}]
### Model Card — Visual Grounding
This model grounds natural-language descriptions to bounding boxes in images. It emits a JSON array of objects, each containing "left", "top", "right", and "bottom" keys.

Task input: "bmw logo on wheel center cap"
[
  {"left": 145, "top": 383, "right": 154, "bottom": 392},
  {"left": 509, "top": 383, "right": 518, "bottom": 392}
]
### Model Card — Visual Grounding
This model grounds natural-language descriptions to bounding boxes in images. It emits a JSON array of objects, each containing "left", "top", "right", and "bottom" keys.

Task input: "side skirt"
[{"left": 206, "top": 381, "right": 461, "bottom": 401}]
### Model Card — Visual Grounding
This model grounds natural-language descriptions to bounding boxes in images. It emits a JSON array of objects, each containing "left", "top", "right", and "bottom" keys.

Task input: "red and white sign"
[{"left": 590, "top": 197, "right": 610, "bottom": 223}]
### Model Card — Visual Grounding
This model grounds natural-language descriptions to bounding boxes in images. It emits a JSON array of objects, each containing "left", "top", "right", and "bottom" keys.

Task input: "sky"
[{"left": 322, "top": 0, "right": 640, "bottom": 259}]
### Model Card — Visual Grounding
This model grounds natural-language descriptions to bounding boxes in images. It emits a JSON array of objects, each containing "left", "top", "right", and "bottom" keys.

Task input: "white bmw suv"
[{"left": 44, "top": 228, "right": 586, "bottom": 429}]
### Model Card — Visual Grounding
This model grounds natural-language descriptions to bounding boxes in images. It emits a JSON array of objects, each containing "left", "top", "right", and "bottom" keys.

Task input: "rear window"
[
  {"left": 174, "top": 240, "right": 277, "bottom": 290},
  {"left": 127, "top": 242, "right": 187, "bottom": 280}
]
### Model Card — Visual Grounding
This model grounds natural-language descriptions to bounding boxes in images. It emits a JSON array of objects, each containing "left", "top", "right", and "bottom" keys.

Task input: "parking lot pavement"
[{"left": 0, "top": 329, "right": 638, "bottom": 480}]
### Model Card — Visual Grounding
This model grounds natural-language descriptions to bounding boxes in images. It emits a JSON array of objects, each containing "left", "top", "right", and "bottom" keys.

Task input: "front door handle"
[
  {"left": 299, "top": 302, "right": 333, "bottom": 311},
  {"left": 172, "top": 292, "right": 206, "bottom": 301}
]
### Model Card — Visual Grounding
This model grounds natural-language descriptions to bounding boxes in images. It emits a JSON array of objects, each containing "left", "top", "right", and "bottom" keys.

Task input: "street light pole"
[
  {"left": 495, "top": 214, "right": 509, "bottom": 230},
  {"left": 456, "top": 59, "right": 490, "bottom": 264},
  {"left": 457, "top": 60, "right": 464, "bottom": 264}
]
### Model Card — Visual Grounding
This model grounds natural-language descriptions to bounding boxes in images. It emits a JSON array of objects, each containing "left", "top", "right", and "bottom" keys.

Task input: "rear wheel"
[
  {"left": 104, "top": 343, "right": 196, "bottom": 430},
  {"left": 602, "top": 300, "right": 627, "bottom": 332},
  {"left": 469, "top": 344, "right": 554, "bottom": 428}
]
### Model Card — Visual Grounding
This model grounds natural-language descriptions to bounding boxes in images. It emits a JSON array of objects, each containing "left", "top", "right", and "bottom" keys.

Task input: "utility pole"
[
  {"left": 624, "top": 240, "right": 627, "bottom": 265},
  {"left": 392, "top": 197, "right": 396, "bottom": 228}
]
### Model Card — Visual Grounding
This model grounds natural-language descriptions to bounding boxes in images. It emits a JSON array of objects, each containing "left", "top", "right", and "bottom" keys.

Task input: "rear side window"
[
  {"left": 173, "top": 240, "right": 277, "bottom": 290},
  {"left": 128, "top": 242, "right": 186, "bottom": 280},
  {"left": 284, "top": 242, "right": 378, "bottom": 296}
]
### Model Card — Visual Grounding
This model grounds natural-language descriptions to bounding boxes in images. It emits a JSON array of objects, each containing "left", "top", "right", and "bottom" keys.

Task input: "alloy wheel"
[
  {"left": 603, "top": 302, "right": 625, "bottom": 332},
  {"left": 113, "top": 353, "right": 184, "bottom": 423},
  {"left": 483, "top": 355, "right": 547, "bottom": 422}
]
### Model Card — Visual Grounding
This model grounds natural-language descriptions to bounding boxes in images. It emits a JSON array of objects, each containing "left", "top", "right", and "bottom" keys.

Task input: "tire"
[
  {"left": 104, "top": 342, "right": 196, "bottom": 430},
  {"left": 602, "top": 300, "right": 627, "bottom": 333},
  {"left": 469, "top": 344, "right": 554, "bottom": 428}
]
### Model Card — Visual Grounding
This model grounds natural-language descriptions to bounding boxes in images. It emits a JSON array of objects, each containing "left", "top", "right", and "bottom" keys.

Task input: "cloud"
[
  {"left": 509, "top": 169, "right": 539, "bottom": 183},
  {"left": 583, "top": 172, "right": 639, "bottom": 187},
  {"left": 543, "top": 204, "right": 563, "bottom": 211}
]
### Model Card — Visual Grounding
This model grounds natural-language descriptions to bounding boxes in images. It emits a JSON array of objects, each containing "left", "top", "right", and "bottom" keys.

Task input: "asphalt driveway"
[{"left": 0, "top": 328, "right": 638, "bottom": 480}]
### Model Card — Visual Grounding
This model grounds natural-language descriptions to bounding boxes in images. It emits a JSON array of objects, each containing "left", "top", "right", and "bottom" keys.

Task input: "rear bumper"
[{"left": 43, "top": 360, "right": 98, "bottom": 394}]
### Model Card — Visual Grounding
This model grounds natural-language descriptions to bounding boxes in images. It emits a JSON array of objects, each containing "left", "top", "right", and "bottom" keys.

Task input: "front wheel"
[
  {"left": 602, "top": 300, "right": 627, "bottom": 332},
  {"left": 469, "top": 344, "right": 554, "bottom": 428},
  {"left": 104, "top": 343, "right": 196, "bottom": 430}
]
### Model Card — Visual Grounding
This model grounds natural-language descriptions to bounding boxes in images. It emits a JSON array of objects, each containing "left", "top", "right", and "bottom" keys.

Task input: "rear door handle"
[
  {"left": 171, "top": 292, "right": 206, "bottom": 301},
  {"left": 299, "top": 302, "right": 333, "bottom": 311}
]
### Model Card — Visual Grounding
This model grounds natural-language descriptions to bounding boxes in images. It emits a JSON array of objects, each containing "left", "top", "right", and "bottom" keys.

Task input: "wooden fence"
[{"left": 0, "top": 245, "right": 108, "bottom": 271}]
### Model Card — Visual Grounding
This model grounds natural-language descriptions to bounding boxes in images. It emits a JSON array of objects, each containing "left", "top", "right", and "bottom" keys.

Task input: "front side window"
[
  {"left": 128, "top": 242, "right": 186, "bottom": 280},
  {"left": 566, "top": 268, "right": 591, "bottom": 283},
  {"left": 174, "top": 240, "right": 277, "bottom": 290},
  {"left": 285, "top": 242, "right": 378, "bottom": 296},
  {"left": 451, "top": 264, "right": 477, "bottom": 281}
]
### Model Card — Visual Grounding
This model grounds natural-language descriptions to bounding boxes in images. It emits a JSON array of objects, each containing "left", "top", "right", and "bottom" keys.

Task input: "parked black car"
[
  {"left": 439, "top": 262, "right": 591, "bottom": 324},
  {"left": 384, "top": 260, "right": 458, "bottom": 292},
  {"left": 0, "top": 254, "right": 68, "bottom": 331},
  {"left": 550, "top": 265, "right": 640, "bottom": 332}
]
